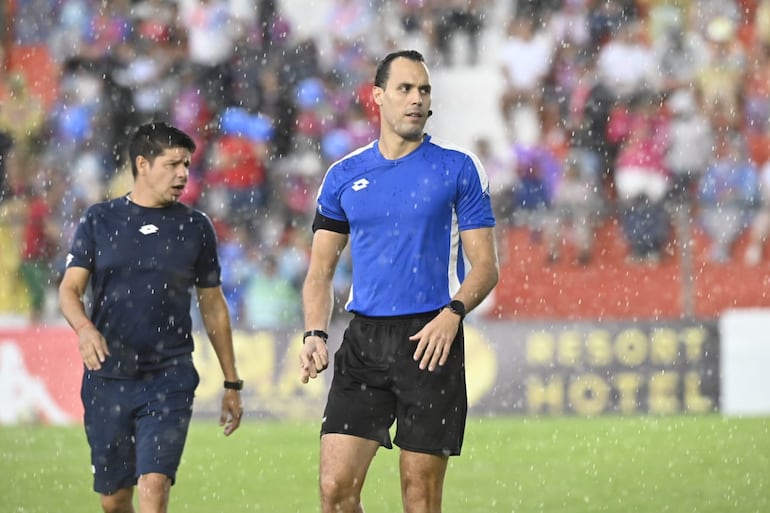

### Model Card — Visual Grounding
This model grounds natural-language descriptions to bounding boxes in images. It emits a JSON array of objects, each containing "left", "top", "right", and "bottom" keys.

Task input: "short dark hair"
[
  {"left": 128, "top": 121, "right": 196, "bottom": 178},
  {"left": 374, "top": 50, "right": 425, "bottom": 89}
]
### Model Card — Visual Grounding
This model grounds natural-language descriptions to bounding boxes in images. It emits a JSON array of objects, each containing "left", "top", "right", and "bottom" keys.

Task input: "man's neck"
[
  {"left": 127, "top": 191, "right": 168, "bottom": 209},
  {"left": 378, "top": 132, "right": 424, "bottom": 161}
]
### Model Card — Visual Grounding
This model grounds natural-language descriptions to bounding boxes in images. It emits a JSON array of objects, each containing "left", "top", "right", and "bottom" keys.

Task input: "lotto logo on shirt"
[
  {"left": 352, "top": 178, "right": 369, "bottom": 191},
  {"left": 139, "top": 224, "right": 159, "bottom": 235}
]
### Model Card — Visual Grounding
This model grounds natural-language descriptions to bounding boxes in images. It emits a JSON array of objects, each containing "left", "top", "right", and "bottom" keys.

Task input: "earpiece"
[{"left": 427, "top": 110, "right": 433, "bottom": 117}]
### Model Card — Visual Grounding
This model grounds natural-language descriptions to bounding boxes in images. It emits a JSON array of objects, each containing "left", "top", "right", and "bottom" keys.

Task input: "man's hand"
[
  {"left": 299, "top": 337, "right": 329, "bottom": 384},
  {"left": 77, "top": 325, "right": 110, "bottom": 371},
  {"left": 409, "top": 309, "right": 461, "bottom": 371},
  {"left": 220, "top": 389, "right": 243, "bottom": 436}
]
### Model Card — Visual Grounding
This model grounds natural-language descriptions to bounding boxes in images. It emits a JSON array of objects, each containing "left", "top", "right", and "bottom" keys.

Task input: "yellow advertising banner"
[{"left": 0, "top": 319, "right": 719, "bottom": 425}]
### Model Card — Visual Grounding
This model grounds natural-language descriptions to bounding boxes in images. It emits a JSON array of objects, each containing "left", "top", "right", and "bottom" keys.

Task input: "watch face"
[{"left": 450, "top": 300, "right": 466, "bottom": 317}]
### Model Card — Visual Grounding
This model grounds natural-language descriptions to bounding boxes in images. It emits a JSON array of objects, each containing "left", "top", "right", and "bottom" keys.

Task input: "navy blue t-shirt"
[
  {"left": 65, "top": 196, "right": 221, "bottom": 378},
  {"left": 316, "top": 134, "right": 495, "bottom": 316}
]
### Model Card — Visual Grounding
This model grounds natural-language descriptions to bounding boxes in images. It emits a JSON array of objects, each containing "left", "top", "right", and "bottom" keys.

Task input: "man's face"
[
  {"left": 137, "top": 147, "right": 191, "bottom": 206},
  {"left": 373, "top": 57, "right": 432, "bottom": 142}
]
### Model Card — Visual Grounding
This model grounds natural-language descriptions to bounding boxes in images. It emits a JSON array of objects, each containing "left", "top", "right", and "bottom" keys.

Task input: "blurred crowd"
[
  {"left": 489, "top": 0, "right": 770, "bottom": 269},
  {"left": 2, "top": 0, "right": 770, "bottom": 326}
]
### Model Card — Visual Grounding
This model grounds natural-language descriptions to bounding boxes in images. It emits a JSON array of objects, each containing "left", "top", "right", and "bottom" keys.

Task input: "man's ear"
[
  {"left": 372, "top": 85, "right": 383, "bottom": 107},
  {"left": 135, "top": 155, "right": 149, "bottom": 175}
]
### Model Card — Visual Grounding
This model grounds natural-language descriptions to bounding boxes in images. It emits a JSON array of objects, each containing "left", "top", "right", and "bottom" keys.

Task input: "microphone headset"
[{"left": 427, "top": 110, "right": 433, "bottom": 117}]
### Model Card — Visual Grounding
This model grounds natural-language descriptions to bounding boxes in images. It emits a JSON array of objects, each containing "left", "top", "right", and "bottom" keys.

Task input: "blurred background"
[{"left": 1, "top": 0, "right": 770, "bottom": 424}]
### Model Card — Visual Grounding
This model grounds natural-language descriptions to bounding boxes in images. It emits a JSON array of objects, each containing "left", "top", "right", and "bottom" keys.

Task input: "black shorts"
[
  {"left": 322, "top": 311, "right": 467, "bottom": 456},
  {"left": 81, "top": 362, "right": 199, "bottom": 494}
]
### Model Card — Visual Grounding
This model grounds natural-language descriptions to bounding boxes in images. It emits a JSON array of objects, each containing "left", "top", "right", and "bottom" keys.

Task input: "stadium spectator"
[
  {"left": 273, "top": 224, "right": 312, "bottom": 287},
  {"left": 498, "top": 13, "right": 554, "bottom": 143},
  {"left": 511, "top": 143, "right": 560, "bottom": 238},
  {"left": 0, "top": 129, "right": 16, "bottom": 203},
  {"left": 202, "top": 107, "right": 272, "bottom": 232},
  {"left": 695, "top": 14, "right": 747, "bottom": 130},
  {"left": 742, "top": 37, "right": 770, "bottom": 135},
  {"left": 431, "top": 0, "right": 489, "bottom": 66},
  {"left": 744, "top": 159, "right": 770, "bottom": 265},
  {"left": 608, "top": 90, "right": 672, "bottom": 263},
  {"left": 566, "top": 53, "right": 616, "bottom": 198},
  {"left": 19, "top": 160, "right": 66, "bottom": 324},
  {"left": 180, "top": 0, "right": 243, "bottom": 111},
  {"left": 111, "top": 36, "right": 178, "bottom": 122},
  {"left": 515, "top": 0, "right": 562, "bottom": 23},
  {"left": 476, "top": 136, "right": 515, "bottom": 225},
  {"left": 544, "top": 149, "right": 604, "bottom": 265},
  {"left": 46, "top": 0, "right": 98, "bottom": 63},
  {"left": 697, "top": 129, "right": 760, "bottom": 262},
  {"left": 542, "top": 38, "right": 586, "bottom": 109},
  {"left": 373, "top": 0, "right": 434, "bottom": 57},
  {"left": 79, "top": 0, "right": 133, "bottom": 62},
  {"left": 652, "top": 8, "right": 709, "bottom": 95},
  {"left": 664, "top": 88, "right": 714, "bottom": 204},
  {"left": 0, "top": 73, "right": 45, "bottom": 161},
  {"left": 323, "top": 0, "right": 375, "bottom": 48},
  {"left": 546, "top": 0, "right": 591, "bottom": 51},
  {"left": 474, "top": 136, "right": 513, "bottom": 263},
  {"left": 270, "top": 131, "right": 325, "bottom": 228},
  {"left": 595, "top": 18, "right": 659, "bottom": 101},
  {"left": 585, "top": 0, "right": 636, "bottom": 52},
  {"left": 169, "top": 63, "right": 213, "bottom": 172},
  {"left": 133, "top": 0, "right": 190, "bottom": 65},
  {"left": 242, "top": 250, "right": 301, "bottom": 330},
  {"left": 0, "top": 77, "right": 41, "bottom": 181},
  {"left": 218, "top": 229, "right": 254, "bottom": 324},
  {"left": 539, "top": 97, "right": 570, "bottom": 163}
]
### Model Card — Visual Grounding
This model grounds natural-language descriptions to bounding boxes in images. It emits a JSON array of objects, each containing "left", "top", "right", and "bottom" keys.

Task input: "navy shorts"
[
  {"left": 321, "top": 311, "right": 467, "bottom": 456},
  {"left": 81, "top": 362, "right": 199, "bottom": 494}
]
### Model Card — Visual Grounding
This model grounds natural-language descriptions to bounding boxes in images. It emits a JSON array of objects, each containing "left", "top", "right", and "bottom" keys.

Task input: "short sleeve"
[{"left": 194, "top": 213, "right": 222, "bottom": 288}]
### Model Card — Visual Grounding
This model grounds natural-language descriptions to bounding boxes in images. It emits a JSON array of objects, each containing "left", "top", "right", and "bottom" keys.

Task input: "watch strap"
[
  {"left": 224, "top": 379, "right": 244, "bottom": 391},
  {"left": 303, "top": 330, "right": 329, "bottom": 344}
]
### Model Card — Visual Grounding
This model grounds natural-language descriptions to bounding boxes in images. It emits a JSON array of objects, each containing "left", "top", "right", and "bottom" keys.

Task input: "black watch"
[
  {"left": 445, "top": 300, "right": 466, "bottom": 320},
  {"left": 224, "top": 379, "right": 244, "bottom": 391}
]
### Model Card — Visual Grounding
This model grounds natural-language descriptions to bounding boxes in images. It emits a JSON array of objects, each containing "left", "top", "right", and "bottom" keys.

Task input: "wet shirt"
[
  {"left": 316, "top": 134, "right": 495, "bottom": 317},
  {"left": 66, "top": 196, "right": 221, "bottom": 378}
]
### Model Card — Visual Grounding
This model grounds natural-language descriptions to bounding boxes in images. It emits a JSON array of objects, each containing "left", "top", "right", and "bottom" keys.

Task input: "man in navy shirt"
[
  {"left": 300, "top": 50, "right": 499, "bottom": 513},
  {"left": 59, "top": 122, "right": 243, "bottom": 513}
]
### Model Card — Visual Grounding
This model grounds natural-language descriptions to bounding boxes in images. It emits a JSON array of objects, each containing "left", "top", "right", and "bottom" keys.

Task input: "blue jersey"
[
  {"left": 316, "top": 134, "right": 495, "bottom": 316},
  {"left": 65, "top": 196, "right": 221, "bottom": 378}
]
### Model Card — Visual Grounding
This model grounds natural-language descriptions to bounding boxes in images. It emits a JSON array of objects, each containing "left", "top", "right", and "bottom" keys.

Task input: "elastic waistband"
[{"left": 353, "top": 309, "right": 441, "bottom": 322}]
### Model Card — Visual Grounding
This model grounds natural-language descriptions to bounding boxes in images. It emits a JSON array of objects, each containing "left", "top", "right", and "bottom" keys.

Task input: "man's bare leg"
[
  {"left": 136, "top": 472, "right": 171, "bottom": 513},
  {"left": 100, "top": 487, "right": 134, "bottom": 513},
  {"left": 319, "top": 433, "right": 380, "bottom": 513},
  {"left": 399, "top": 450, "right": 448, "bottom": 513}
]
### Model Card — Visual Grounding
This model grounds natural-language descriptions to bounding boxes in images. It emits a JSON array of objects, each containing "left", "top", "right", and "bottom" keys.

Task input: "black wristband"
[
  {"left": 224, "top": 379, "right": 244, "bottom": 391},
  {"left": 303, "top": 330, "right": 329, "bottom": 344}
]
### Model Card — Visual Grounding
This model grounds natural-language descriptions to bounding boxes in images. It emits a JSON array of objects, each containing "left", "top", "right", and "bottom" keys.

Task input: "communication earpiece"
[{"left": 427, "top": 110, "right": 433, "bottom": 117}]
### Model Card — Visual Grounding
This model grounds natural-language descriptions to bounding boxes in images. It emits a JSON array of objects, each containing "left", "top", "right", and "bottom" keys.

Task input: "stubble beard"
[{"left": 398, "top": 123, "right": 425, "bottom": 142}]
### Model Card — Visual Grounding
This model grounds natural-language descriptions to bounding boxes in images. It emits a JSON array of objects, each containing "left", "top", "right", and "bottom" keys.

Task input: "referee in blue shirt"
[
  {"left": 300, "top": 50, "right": 499, "bottom": 513},
  {"left": 59, "top": 122, "right": 243, "bottom": 513}
]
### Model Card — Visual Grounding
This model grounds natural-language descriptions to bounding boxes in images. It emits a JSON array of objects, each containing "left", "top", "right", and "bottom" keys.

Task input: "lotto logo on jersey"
[
  {"left": 352, "top": 178, "right": 369, "bottom": 191},
  {"left": 139, "top": 224, "right": 159, "bottom": 235}
]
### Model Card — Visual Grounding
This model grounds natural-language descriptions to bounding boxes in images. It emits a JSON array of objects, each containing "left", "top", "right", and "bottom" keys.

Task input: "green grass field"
[{"left": 1, "top": 415, "right": 768, "bottom": 512}]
